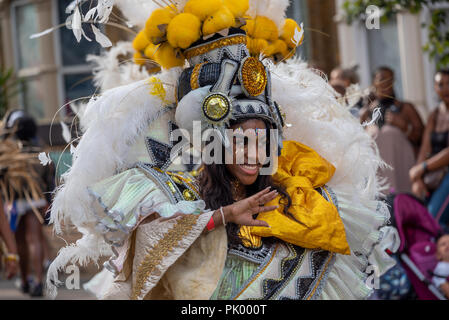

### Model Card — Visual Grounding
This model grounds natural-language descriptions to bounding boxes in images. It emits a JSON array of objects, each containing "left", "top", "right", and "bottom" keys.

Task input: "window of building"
[
  {"left": 10, "top": 0, "right": 46, "bottom": 120},
  {"left": 10, "top": 0, "right": 101, "bottom": 121},
  {"left": 54, "top": 0, "right": 101, "bottom": 117}
]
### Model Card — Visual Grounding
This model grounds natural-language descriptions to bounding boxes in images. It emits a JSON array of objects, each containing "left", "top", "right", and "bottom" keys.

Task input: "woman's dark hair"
[
  {"left": 374, "top": 66, "right": 394, "bottom": 77},
  {"left": 3, "top": 110, "right": 37, "bottom": 142},
  {"left": 198, "top": 118, "right": 293, "bottom": 245}
]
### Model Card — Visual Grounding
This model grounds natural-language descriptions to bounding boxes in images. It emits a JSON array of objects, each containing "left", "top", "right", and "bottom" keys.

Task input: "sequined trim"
[
  {"left": 137, "top": 163, "right": 200, "bottom": 204},
  {"left": 233, "top": 243, "right": 279, "bottom": 300},
  {"left": 131, "top": 214, "right": 199, "bottom": 300},
  {"left": 190, "top": 62, "right": 206, "bottom": 90},
  {"left": 185, "top": 35, "right": 247, "bottom": 60},
  {"left": 239, "top": 57, "right": 267, "bottom": 97},
  {"left": 306, "top": 253, "right": 334, "bottom": 300},
  {"left": 262, "top": 243, "right": 305, "bottom": 299}
]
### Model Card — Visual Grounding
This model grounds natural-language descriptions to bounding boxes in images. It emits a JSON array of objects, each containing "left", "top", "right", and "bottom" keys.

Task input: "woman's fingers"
[
  {"left": 258, "top": 205, "right": 278, "bottom": 213},
  {"left": 258, "top": 190, "right": 278, "bottom": 204},
  {"left": 247, "top": 219, "right": 270, "bottom": 228},
  {"left": 251, "top": 187, "right": 272, "bottom": 200}
]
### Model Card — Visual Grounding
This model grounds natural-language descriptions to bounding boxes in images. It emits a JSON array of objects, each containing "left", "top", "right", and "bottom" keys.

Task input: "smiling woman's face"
[{"left": 225, "top": 119, "right": 267, "bottom": 186}]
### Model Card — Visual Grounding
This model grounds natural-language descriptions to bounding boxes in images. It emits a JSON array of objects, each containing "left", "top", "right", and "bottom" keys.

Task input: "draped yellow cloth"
[{"left": 242, "top": 140, "right": 350, "bottom": 255}]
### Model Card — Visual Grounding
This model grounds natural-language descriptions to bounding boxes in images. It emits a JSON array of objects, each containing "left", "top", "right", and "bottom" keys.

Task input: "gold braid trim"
[
  {"left": 184, "top": 35, "right": 247, "bottom": 60},
  {"left": 306, "top": 252, "right": 334, "bottom": 300},
  {"left": 131, "top": 214, "right": 200, "bottom": 300},
  {"left": 190, "top": 62, "right": 206, "bottom": 90}
]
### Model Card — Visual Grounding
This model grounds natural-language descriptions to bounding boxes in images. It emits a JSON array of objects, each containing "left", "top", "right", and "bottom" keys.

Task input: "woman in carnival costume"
[{"left": 46, "top": 0, "right": 399, "bottom": 300}]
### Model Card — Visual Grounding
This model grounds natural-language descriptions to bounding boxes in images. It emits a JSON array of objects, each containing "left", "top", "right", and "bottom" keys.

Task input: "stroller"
[{"left": 387, "top": 193, "right": 448, "bottom": 300}]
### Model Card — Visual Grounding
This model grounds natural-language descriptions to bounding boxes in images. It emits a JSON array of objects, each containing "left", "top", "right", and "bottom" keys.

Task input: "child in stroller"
[
  {"left": 379, "top": 193, "right": 448, "bottom": 300},
  {"left": 432, "top": 234, "right": 449, "bottom": 298}
]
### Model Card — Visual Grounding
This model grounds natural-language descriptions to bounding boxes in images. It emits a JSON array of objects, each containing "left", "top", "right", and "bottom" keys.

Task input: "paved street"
[
  {"left": 0, "top": 276, "right": 96, "bottom": 300},
  {"left": 1, "top": 226, "right": 99, "bottom": 300}
]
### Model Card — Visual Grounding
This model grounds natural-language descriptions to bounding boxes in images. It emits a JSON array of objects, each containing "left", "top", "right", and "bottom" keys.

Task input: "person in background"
[
  {"left": 1, "top": 110, "right": 51, "bottom": 297},
  {"left": 410, "top": 70, "right": 449, "bottom": 228},
  {"left": 0, "top": 197, "right": 19, "bottom": 280},
  {"left": 432, "top": 234, "right": 449, "bottom": 298},
  {"left": 330, "top": 65, "right": 360, "bottom": 89},
  {"left": 330, "top": 65, "right": 365, "bottom": 117},
  {"left": 360, "top": 66, "right": 424, "bottom": 194}
]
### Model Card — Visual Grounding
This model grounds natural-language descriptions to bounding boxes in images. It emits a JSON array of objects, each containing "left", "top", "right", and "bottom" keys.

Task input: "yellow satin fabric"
[{"left": 242, "top": 140, "right": 350, "bottom": 255}]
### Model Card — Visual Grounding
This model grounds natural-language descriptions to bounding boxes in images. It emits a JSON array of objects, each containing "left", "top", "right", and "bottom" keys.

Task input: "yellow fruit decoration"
[
  {"left": 184, "top": 0, "right": 222, "bottom": 21},
  {"left": 263, "top": 39, "right": 288, "bottom": 57},
  {"left": 133, "top": 51, "right": 146, "bottom": 66},
  {"left": 241, "top": 17, "right": 254, "bottom": 36},
  {"left": 167, "top": 13, "right": 201, "bottom": 49},
  {"left": 155, "top": 42, "right": 185, "bottom": 69},
  {"left": 223, "top": 0, "right": 249, "bottom": 17},
  {"left": 246, "top": 37, "right": 268, "bottom": 56},
  {"left": 281, "top": 18, "right": 302, "bottom": 49},
  {"left": 144, "top": 7, "right": 176, "bottom": 44},
  {"left": 144, "top": 42, "right": 159, "bottom": 60},
  {"left": 252, "top": 16, "right": 278, "bottom": 42},
  {"left": 202, "top": 6, "right": 235, "bottom": 37},
  {"left": 132, "top": 31, "right": 150, "bottom": 51}
]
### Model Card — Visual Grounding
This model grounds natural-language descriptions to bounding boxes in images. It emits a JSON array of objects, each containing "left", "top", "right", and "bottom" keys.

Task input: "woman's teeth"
[{"left": 240, "top": 164, "right": 259, "bottom": 174}]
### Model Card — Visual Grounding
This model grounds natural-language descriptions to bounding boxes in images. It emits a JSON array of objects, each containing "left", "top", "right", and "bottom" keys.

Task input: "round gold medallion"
[
  {"left": 202, "top": 93, "right": 232, "bottom": 123},
  {"left": 183, "top": 189, "right": 196, "bottom": 201},
  {"left": 239, "top": 57, "right": 267, "bottom": 97}
]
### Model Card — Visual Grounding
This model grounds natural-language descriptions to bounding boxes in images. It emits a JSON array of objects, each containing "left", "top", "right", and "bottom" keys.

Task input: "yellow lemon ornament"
[
  {"left": 167, "top": 13, "right": 201, "bottom": 49},
  {"left": 144, "top": 7, "right": 176, "bottom": 44},
  {"left": 155, "top": 43, "right": 185, "bottom": 69},
  {"left": 132, "top": 30, "right": 150, "bottom": 51},
  {"left": 202, "top": 6, "right": 235, "bottom": 37},
  {"left": 252, "top": 16, "right": 278, "bottom": 42},
  {"left": 184, "top": 0, "right": 222, "bottom": 21},
  {"left": 223, "top": 0, "right": 249, "bottom": 17},
  {"left": 281, "top": 18, "right": 303, "bottom": 48}
]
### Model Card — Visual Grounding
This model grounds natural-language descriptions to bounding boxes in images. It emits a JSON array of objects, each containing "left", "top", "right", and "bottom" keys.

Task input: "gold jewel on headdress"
[
  {"left": 202, "top": 92, "right": 232, "bottom": 124},
  {"left": 239, "top": 56, "right": 267, "bottom": 97},
  {"left": 184, "top": 35, "right": 247, "bottom": 60}
]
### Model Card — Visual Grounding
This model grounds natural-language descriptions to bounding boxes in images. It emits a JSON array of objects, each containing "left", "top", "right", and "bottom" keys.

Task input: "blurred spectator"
[
  {"left": 330, "top": 65, "right": 360, "bottom": 89},
  {"left": 1, "top": 110, "right": 52, "bottom": 297},
  {"left": 0, "top": 197, "right": 19, "bottom": 280},
  {"left": 409, "top": 70, "right": 449, "bottom": 227},
  {"left": 330, "top": 65, "right": 365, "bottom": 117},
  {"left": 360, "top": 66, "right": 424, "bottom": 194}
]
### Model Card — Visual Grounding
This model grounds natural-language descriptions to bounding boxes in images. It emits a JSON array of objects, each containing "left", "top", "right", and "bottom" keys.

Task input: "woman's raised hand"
[{"left": 224, "top": 187, "right": 279, "bottom": 228}]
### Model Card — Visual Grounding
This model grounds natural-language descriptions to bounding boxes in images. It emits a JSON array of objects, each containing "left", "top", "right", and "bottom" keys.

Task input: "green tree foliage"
[
  {"left": 341, "top": 0, "right": 449, "bottom": 69},
  {"left": 0, "top": 67, "right": 21, "bottom": 118}
]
